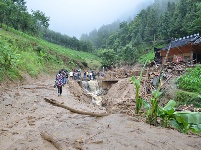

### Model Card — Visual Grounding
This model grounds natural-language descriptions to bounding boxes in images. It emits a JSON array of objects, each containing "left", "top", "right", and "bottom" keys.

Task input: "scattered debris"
[
  {"left": 44, "top": 98, "right": 109, "bottom": 117},
  {"left": 100, "top": 60, "right": 198, "bottom": 115}
]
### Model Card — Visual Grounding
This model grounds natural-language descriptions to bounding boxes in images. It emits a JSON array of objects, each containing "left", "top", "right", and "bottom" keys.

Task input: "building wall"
[{"left": 160, "top": 44, "right": 193, "bottom": 64}]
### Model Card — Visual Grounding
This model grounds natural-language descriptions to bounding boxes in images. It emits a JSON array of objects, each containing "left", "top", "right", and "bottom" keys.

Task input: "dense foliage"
[
  {"left": 96, "top": 49, "right": 117, "bottom": 67},
  {"left": 2, "top": 0, "right": 201, "bottom": 66},
  {"left": 131, "top": 74, "right": 201, "bottom": 134},
  {"left": 177, "top": 65, "right": 201, "bottom": 93},
  {"left": 1, "top": 0, "right": 201, "bottom": 70},
  {"left": 40, "top": 28, "right": 93, "bottom": 53},
  {"left": 175, "top": 90, "right": 201, "bottom": 108},
  {"left": 80, "top": 21, "right": 121, "bottom": 49},
  {"left": 0, "top": 0, "right": 93, "bottom": 52},
  {"left": 81, "top": 0, "right": 201, "bottom": 65},
  {"left": 175, "top": 65, "right": 201, "bottom": 108},
  {"left": 0, "top": 0, "right": 49, "bottom": 34}
]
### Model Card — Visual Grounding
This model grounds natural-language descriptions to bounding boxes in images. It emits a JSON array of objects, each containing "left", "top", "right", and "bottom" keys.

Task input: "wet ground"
[{"left": 0, "top": 74, "right": 200, "bottom": 150}]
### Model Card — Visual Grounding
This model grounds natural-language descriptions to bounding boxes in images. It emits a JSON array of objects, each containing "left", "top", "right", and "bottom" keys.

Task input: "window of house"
[
  {"left": 184, "top": 56, "right": 190, "bottom": 60},
  {"left": 167, "top": 57, "right": 173, "bottom": 62}
]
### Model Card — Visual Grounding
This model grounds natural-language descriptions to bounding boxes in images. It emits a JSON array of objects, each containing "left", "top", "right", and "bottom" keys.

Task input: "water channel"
[{"left": 79, "top": 80, "right": 118, "bottom": 106}]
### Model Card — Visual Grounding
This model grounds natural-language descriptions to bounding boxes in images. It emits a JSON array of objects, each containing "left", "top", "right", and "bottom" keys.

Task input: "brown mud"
[{"left": 0, "top": 74, "right": 200, "bottom": 150}]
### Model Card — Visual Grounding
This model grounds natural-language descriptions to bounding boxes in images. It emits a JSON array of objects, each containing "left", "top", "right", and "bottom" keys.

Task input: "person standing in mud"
[
  {"left": 97, "top": 71, "right": 100, "bottom": 79},
  {"left": 69, "top": 70, "right": 74, "bottom": 80},
  {"left": 83, "top": 71, "right": 86, "bottom": 79},
  {"left": 55, "top": 70, "right": 63, "bottom": 96}
]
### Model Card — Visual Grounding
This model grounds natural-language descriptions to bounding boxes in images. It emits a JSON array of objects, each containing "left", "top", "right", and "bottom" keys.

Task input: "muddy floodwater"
[{"left": 0, "top": 74, "right": 200, "bottom": 150}]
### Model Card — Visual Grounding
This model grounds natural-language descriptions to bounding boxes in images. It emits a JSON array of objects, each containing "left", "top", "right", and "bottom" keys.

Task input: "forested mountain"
[
  {"left": 80, "top": 20, "right": 121, "bottom": 49},
  {"left": 81, "top": 0, "right": 201, "bottom": 66},
  {"left": 1, "top": 0, "right": 201, "bottom": 67},
  {"left": 40, "top": 27, "right": 93, "bottom": 52}
]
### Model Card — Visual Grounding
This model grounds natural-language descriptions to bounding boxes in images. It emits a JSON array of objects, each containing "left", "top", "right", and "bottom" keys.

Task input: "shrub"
[
  {"left": 175, "top": 90, "right": 201, "bottom": 108},
  {"left": 138, "top": 51, "right": 154, "bottom": 64},
  {"left": 82, "top": 61, "right": 88, "bottom": 67},
  {"left": 0, "top": 39, "right": 20, "bottom": 69},
  {"left": 177, "top": 65, "right": 201, "bottom": 93},
  {"left": 18, "top": 51, "right": 43, "bottom": 77}
]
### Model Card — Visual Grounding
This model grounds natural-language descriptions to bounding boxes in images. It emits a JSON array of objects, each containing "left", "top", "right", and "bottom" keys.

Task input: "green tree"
[
  {"left": 191, "top": 2, "right": 201, "bottom": 33},
  {"left": 0, "top": 1, "right": 7, "bottom": 27},
  {"left": 97, "top": 49, "right": 116, "bottom": 67},
  {"left": 31, "top": 10, "right": 50, "bottom": 38},
  {"left": 121, "top": 44, "right": 138, "bottom": 64}
]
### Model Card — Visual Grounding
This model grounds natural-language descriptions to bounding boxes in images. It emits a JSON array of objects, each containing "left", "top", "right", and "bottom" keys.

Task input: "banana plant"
[
  {"left": 157, "top": 100, "right": 176, "bottom": 127},
  {"left": 131, "top": 75, "right": 142, "bottom": 114},
  {"left": 131, "top": 61, "right": 147, "bottom": 114},
  {"left": 141, "top": 78, "right": 201, "bottom": 134},
  {"left": 145, "top": 88, "right": 162, "bottom": 125},
  {"left": 171, "top": 111, "right": 201, "bottom": 134},
  {"left": 154, "top": 99, "right": 201, "bottom": 134}
]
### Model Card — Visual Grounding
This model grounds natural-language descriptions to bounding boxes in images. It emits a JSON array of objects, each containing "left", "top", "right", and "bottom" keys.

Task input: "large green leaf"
[
  {"left": 191, "top": 124, "right": 201, "bottom": 134},
  {"left": 157, "top": 100, "right": 176, "bottom": 116},
  {"left": 143, "top": 99, "right": 151, "bottom": 110},
  {"left": 152, "top": 89, "right": 162, "bottom": 99},
  {"left": 163, "top": 100, "right": 176, "bottom": 115},
  {"left": 172, "top": 112, "right": 201, "bottom": 133},
  {"left": 131, "top": 76, "right": 140, "bottom": 88},
  {"left": 173, "top": 112, "right": 201, "bottom": 124},
  {"left": 170, "top": 119, "right": 184, "bottom": 132}
]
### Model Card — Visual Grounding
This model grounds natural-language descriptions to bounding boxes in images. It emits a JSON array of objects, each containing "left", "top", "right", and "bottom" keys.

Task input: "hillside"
[
  {"left": 0, "top": 28, "right": 102, "bottom": 81},
  {"left": 0, "top": 26, "right": 200, "bottom": 150}
]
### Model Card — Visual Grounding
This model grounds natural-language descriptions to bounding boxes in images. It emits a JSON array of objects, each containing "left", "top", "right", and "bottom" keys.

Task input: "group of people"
[
  {"left": 69, "top": 69, "right": 81, "bottom": 80},
  {"left": 54, "top": 68, "right": 105, "bottom": 96},
  {"left": 69, "top": 69, "right": 98, "bottom": 81},
  {"left": 83, "top": 70, "right": 97, "bottom": 80}
]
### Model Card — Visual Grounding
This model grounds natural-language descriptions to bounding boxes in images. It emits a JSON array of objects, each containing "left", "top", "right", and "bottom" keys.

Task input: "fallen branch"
[
  {"left": 40, "top": 131, "right": 67, "bottom": 150},
  {"left": 44, "top": 98, "right": 109, "bottom": 117}
]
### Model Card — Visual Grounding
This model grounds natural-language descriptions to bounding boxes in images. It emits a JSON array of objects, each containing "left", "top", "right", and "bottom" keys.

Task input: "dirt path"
[{"left": 0, "top": 75, "right": 200, "bottom": 150}]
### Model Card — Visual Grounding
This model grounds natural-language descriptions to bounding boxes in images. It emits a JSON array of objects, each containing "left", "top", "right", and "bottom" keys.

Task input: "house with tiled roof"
[{"left": 159, "top": 33, "right": 201, "bottom": 64}]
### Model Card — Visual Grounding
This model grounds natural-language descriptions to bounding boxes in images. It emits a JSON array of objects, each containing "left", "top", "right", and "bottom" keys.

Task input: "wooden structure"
[
  {"left": 154, "top": 47, "right": 162, "bottom": 64},
  {"left": 159, "top": 34, "right": 201, "bottom": 64}
]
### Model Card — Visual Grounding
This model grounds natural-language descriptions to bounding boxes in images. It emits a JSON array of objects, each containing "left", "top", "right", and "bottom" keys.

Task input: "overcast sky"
[{"left": 25, "top": 0, "right": 153, "bottom": 39}]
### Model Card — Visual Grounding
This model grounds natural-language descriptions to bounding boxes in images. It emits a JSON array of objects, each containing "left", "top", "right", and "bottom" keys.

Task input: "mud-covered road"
[{"left": 0, "top": 74, "right": 200, "bottom": 150}]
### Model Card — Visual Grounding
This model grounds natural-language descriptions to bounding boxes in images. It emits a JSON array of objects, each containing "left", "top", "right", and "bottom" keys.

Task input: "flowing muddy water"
[
  {"left": 0, "top": 75, "right": 200, "bottom": 150},
  {"left": 81, "top": 80, "right": 103, "bottom": 106}
]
